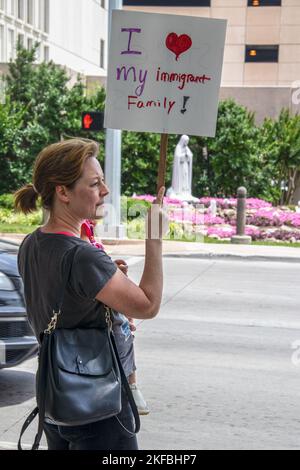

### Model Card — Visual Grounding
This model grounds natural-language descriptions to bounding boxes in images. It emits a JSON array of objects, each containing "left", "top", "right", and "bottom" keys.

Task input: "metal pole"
[
  {"left": 102, "top": 0, "right": 125, "bottom": 239},
  {"left": 231, "top": 187, "right": 252, "bottom": 245}
]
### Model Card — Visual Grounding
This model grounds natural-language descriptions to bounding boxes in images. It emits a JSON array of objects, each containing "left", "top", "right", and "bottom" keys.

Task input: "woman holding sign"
[{"left": 14, "top": 138, "right": 168, "bottom": 451}]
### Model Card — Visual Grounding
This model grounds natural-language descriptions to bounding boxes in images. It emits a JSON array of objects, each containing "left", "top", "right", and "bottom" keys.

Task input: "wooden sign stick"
[{"left": 157, "top": 133, "right": 169, "bottom": 193}]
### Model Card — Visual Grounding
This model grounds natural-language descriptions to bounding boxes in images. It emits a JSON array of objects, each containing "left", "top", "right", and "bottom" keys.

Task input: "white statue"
[{"left": 167, "top": 135, "right": 198, "bottom": 202}]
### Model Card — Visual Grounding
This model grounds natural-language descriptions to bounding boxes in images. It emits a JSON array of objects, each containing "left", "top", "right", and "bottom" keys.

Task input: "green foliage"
[
  {"left": 121, "top": 196, "right": 151, "bottom": 222},
  {"left": 0, "top": 207, "right": 42, "bottom": 226},
  {"left": 193, "top": 100, "right": 262, "bottom": 198},
  {"left": 0, "top": 193, "right": 15, "bottom": 209},
  {"left": 260, "top": 109, "right": 300, "bottom": 204},
  {"left": 121, "top": 132, "right": 181, "bottom": 196},
  {"left": 0, "top": 98, "right": 25, "bottom": 193}
]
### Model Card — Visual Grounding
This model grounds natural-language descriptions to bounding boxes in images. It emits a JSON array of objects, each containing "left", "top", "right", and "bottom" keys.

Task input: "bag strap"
[
  {"left": 18, "top": 407, "right": 39, "bottom": 450},
  {"left": 109, "top": 330, "right": 140, "bottom": 435},
  {"left": 56, "top": 245, "right": 79, "bottom": 314}
]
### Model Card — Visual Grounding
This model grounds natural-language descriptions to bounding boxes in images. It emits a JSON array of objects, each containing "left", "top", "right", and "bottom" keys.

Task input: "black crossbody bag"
[{"left": 18, "top": 246, "right": 140, "bottom": 450}]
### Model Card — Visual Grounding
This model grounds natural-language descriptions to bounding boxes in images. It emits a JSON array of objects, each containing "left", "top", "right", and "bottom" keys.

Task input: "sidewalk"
[{"left": 1, "top": 233, "right": 300, "bottom": 262}]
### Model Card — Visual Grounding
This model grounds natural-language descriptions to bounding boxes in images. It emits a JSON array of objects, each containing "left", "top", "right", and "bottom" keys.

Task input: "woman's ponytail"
[{"left": 14, "top": 184, "right": 39, "bottom": 214}]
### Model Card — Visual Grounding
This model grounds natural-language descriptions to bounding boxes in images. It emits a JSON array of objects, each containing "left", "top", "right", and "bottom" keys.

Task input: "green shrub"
[
  {"left": 127, "top": 218, "right": 146, "bottom": 240},
  {"left": 121, "top": 196, "right": 150, "bottom": 223},
  {"left": 0, "top": 208, "right": 42, "bottom": 226},
  {"left": 0, "top": 194, "right": 14, "bottom": 210}
]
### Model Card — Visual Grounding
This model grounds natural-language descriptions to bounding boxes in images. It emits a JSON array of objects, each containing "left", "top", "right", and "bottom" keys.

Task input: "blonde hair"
[{"left": 14, "top": 138, "right": 99, "bottom": 214}]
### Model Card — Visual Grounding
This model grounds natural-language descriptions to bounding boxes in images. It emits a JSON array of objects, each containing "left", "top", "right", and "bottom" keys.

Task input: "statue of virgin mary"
[{"left": 167, "top": 135, "right": 198, "bottom": 202}]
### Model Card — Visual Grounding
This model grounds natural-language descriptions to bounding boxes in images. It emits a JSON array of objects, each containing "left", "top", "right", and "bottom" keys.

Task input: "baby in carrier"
[{"left": 80, "top": 219, "right": 149, "bottom": 415}]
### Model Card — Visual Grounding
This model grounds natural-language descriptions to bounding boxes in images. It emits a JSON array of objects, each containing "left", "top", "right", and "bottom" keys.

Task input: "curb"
[{"left": 162, "top": 253, "right": 300, "bottom": 263}]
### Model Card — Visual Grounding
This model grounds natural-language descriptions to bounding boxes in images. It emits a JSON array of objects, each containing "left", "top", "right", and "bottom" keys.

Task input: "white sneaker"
[{"left": 129, "top": 384, "right": 150, "bottom": 416}]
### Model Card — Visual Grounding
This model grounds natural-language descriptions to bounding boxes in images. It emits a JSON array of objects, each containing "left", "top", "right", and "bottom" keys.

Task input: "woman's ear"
[{"left": 55, "top": 186, "right": 70, "bottom": 204}]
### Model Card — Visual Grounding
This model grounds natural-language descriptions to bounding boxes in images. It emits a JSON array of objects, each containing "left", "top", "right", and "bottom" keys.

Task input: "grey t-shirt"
[{"left": 18, "top": 228, "right": 117, "bottom": 342}]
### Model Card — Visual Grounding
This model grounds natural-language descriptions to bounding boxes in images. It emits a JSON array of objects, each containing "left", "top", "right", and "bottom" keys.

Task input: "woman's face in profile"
[{"left": 68, "top": 157, "right": 109, "bottom": 221}]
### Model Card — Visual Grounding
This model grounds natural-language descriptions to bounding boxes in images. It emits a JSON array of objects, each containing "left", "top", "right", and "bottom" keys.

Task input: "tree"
[
  {"left": 194, "top": 99, "right": 263, "bottom": 198},
  {"left": 260, "top": 110, "right": 300, "bottom": 205},
  {"left": 0, "top": 99, "right": 25, "bottom": 194}
]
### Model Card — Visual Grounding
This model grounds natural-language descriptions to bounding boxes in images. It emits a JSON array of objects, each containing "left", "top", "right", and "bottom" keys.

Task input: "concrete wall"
[
  {"left": 220, "top": 86, "right": 300, "bottom": 124},
  {"left": 0, "top": 0, "right": 108, "bottom": 76},
  {"left": 48, "top": 0, "right": 107, "bottom": 76},
  {"left": 124, "top": 0, "right": 300, "bottom": 88}
]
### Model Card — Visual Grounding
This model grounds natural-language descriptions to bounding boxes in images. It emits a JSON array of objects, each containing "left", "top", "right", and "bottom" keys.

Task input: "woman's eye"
[{"left": 91, "top": 180, "right": 105, "bottom": 187}]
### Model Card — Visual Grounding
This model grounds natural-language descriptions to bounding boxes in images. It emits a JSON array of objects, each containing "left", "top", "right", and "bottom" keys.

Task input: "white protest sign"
[{"left": 104, "top": 10, "right": 227, "bottom": 137}]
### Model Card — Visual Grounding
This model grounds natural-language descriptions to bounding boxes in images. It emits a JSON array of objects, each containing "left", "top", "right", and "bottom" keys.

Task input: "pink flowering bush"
[
  {"left": 204, "top": 214, "right": 225, "bottom": 225},
  {"left": 199, "top": 197, "right": 272, "bottom": 210},
  {"left": 130, "top": 194, "right": 300, "bottom": 243},
  {"left": 168, "top": 209, "right": 204, "bottom": 225},
  {"left": 206, "top": 226, "right": 235, "bottom": 238},
  {"left": 132, "top": 194, "right": 185, "bottom": 206},
  {"left": 247, "top": 209, "right": 300, "bottom": 229}
]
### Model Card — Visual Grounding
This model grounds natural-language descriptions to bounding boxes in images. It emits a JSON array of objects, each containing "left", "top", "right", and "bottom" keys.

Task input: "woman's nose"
[{"left": 100, "top": 183, "right": 109, "bottom": 197}]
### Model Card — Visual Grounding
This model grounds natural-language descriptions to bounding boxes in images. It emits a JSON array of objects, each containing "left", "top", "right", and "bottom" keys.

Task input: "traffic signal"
[{"left": 82, "top": 112, "right": 104, "bottom": 131}]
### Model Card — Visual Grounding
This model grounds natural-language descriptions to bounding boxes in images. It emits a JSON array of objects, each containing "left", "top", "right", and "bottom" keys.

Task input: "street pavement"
[{"left": 0, "top": 255, "right": 300, "bottom": 450}]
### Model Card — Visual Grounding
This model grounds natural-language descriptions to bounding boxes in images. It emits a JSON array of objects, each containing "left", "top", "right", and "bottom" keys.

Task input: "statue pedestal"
[{"left": 166, "top": 189, "right": 199, "bottom": 204}]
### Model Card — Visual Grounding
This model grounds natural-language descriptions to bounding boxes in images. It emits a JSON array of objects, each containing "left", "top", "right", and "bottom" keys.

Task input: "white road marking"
[{"left": 162, "top": 314, "right": 300, "bottom": 331}]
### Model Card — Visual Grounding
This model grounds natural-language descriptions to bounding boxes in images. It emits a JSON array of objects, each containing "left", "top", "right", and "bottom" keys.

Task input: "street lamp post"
[{"left": 101, "top": 0, "right": 126, "bottom": 239}]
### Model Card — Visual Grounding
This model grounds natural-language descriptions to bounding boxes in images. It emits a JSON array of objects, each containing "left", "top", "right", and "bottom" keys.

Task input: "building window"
[
  {"left": 7, "top": 0, "right": 14, "bottom": 15},
  {"left": 245, "top": 45, "right": 279, "bottom": 63},
  {"left": 17, "top": 0, "right": 24, "bottom": 19},
  {"left": 100, "top": 39, "right": 105, "bottom": 69},
  {"left": 0, "top": 24, "right": 4, "bottom": 61},
  {"left": 7, "top": 28, "right": 14, "bottom": 60},
  {"left": 101, "top": 0, "right": 105, "bottom": 8},
  {"left": 44, "top": 0, "right": 49, "bottom": 33},
  {"left": 27, "top": 0, "right": 33, "bottom": 24},
  {"left": 17, "top": 33, "right": 24, "bottom": 46},
  {"left": 44, "top": 45, "right": 49, "bottom": 62},
  {"left": 38, "top": 0, "right": 43, "bottom": 30},
  {"left": 248, "top": 0, "right": 281, "bottom": 6},
  {"left": 0, "top": 0, "right": 6, "bottom": 12},
  {"left": 27, "top": 36, "right": 33, "bottom": 50},
  {"left": 123, "top": 1, "right": 211, "bottom": 6}
]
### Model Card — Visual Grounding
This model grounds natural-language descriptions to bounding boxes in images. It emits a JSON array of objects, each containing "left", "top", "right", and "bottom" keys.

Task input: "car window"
[{"left": 0, "top": 240, "right": 19, "bottom": 253}]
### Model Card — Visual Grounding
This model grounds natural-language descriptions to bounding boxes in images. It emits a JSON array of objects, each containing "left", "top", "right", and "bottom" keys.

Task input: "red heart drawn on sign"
[{"left": 166, "top": 33, "right": 192, "bottom": 61}]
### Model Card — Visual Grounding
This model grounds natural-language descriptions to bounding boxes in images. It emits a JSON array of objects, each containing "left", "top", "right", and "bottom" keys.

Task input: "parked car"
[{"left": 0, "top": 239, "right": 38, "bottom": 369}]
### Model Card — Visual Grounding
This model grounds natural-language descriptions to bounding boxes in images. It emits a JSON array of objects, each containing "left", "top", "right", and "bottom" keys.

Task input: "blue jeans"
[{"left": 43, "top": 393, "right": 138, "bottom": 450}]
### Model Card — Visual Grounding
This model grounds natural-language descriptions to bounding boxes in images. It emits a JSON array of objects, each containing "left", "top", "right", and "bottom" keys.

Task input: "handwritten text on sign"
[{"left": 104, "top": 11, "right": 227, "bottom": 137}]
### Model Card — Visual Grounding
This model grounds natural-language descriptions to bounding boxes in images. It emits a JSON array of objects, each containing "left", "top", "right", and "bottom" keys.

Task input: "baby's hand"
[
  {"left": 115, "top": 259, "right": 128, "bottom": 276},
  {"left": 127, "top": 317, "right": 137, "bottom": 332}
]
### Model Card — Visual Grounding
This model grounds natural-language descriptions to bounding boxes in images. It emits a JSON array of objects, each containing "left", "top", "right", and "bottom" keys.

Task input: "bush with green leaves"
[
  {"left": 0, "top": 207, "right": 42, "bottom": 226},
  {"left": 0, "top": 193, "right": 15, "bottom": 210},
  {"left": 259, "top": 109, "right": 300, "bottom": 205}
]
